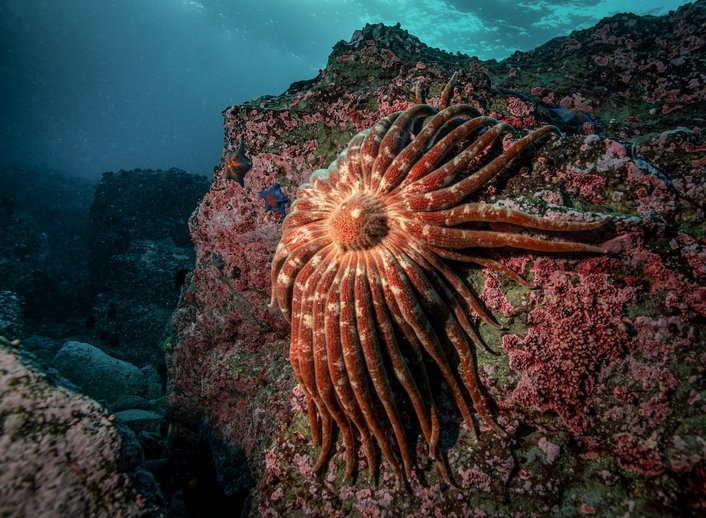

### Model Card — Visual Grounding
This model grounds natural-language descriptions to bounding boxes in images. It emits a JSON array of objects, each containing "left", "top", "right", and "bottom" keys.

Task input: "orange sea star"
[{"left": 270, "top": 73, "right": 608, "bottom": 484}]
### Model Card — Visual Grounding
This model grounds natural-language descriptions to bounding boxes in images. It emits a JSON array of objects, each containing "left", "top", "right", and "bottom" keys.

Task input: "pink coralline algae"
[
  {"left": 538, "top": 437, "right": 561, "bottom": 465},
  {"left": 501, "top": 96, "right": 537, "bottom": 129},
  {"left": 556, "top": 166, "right": 607, "bottom": 203},
  {"left": 502, "top": 256, "right": 637, "bottom": 434}
]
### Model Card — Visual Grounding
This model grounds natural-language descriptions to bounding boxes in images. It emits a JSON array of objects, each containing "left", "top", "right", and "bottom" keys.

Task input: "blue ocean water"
[{"left": 0, "top": 0, "right": 692, "bottom": 179}]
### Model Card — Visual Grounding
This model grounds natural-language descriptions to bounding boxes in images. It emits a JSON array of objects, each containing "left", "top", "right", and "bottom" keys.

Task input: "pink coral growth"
[
  {"left": 556, "top": 166, "right": 606, "bottom": 203},
  {"left": 481, "top": 271, "right": 518, "bottom": 316},
  {"left": 612, "top": 432, "right": 664, "bottom": 475},
  {"left": 538, "top": 437, "right": 561, "bottom": 465},
  {"left": 503, "top": 257, "right": 636, "bottom": 433},
  {"left": 502, "top": 96, "right": 537, "bottom": 129}
]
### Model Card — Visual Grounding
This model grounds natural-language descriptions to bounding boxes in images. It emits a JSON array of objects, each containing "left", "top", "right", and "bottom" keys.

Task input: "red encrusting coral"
[{"left": 502, "top": 256, "right": 637, "bottom": 434}]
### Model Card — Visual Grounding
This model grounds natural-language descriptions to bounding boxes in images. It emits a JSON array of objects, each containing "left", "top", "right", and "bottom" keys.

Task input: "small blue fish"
[{"left": 258, "top": 183, "right": 290, "bottom": 217}]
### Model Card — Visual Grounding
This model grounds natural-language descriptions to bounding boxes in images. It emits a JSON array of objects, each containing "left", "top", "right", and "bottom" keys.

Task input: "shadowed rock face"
[
  {"left": 167, "top": 6, "right": 705, "bottom": 516},
  {"left": 1, "top": 167, "right": 210, "bottom": 516},
  {"left": 0, "top": 168, "right": 96, "bottom": 326},
  {"left": 88, "top": 168, "right": 209, "bottom": 367}
]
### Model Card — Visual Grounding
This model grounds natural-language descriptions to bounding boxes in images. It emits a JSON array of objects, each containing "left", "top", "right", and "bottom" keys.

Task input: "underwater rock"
[
  {"left": 167, "top": 4, "right": 705, "bottom": 516},
  {"left": 0, "top": 344, "right": 165, "bottom": 516},
  {"left": 16, "top": 334, "right": 62, "bottom": 368},
  {"left": 0, "top": 291, "right": 23, "bottom": 339},
  {"left": 52, "top": 340, "right": 147, "bottom": 404},
  {"left": 89, "top": 238, "right": 195, "bottom": 367},
  {"left": 0, "top": 200, "right": 49, "bottom": 297},
  {"left": 88, "top": 168, "right": 209, "bottom": 367},
  {"left": 114, "top": 409, "right": 163, "bottom": 435},
  {"left": 89, "top": 168, "right": 208, "bottom": 265}
]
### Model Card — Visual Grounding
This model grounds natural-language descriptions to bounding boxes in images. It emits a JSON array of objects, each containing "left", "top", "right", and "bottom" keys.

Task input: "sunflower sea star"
[{"left": 270, "top": 72, "right": 609, "bottom": 484}]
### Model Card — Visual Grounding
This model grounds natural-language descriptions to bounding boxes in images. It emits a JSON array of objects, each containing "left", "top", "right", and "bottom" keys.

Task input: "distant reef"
[
  {"left": 1, "top": 167, "right": 208, "bottom": 516},
  {"left": 167, "top": 2, "right": 705, "bottom": 516},
  {"left": 88, "top": 168, "right": 209, "bottom": 367},
  {"left": 0, "top": 167, "right": 209, "bottom": 368}
]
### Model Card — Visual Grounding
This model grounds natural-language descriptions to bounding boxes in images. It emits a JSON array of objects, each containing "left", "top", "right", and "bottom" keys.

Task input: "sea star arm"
[
  {"left": 380, "top": 274, "right": 450, "bottom": 483},
  {"left": 340, "top": 255, "right": 404, "bottom": 482},
  {"left": 439, "top": 71, "right": 459, "bottom": 109},
  {"left": 356, "top": 256, "right": 413, "bottom": 479},
  {"left": 429, "top": 248, "right": 535, "bottom": 288},
  {"left": 390, "top": 230, "right": 502, "bottom": 328},
  {"left": 391, "top": 121, "right": 512, "bottom": 205},
  {"left": 385, "top": 237, "right": 504, "bottom": 436},
  {"left": 361, "top": 112, "right": 401, "bottom": 189},
  {"left": 378, "top": 104, "right": 482, "bottom": 194},
  {"left": 366, "top": 255, "right": 435, "bottom": 449},
  {"left": 406, "top": 125, "right": 561, "bottom": 211},
  {"left": 371, "top": 104, "right": 437, "bottom": 190},
  {"left": 270, "top": 225, "right": 328, "bottom": 306},
  {"left": 385, "top": 112, "right": 497, "bottom": 194},
  {"left": 274, "top": 236, "right": 331, "bottom": 321},
  {"left": 291, "top": 246, "right": 337, "bottom": 447},
  {"left": 281, "top": 209, "right": 327, "bottom": 232},
  {"left": 324, "top": 255, "right": 378, "bottom": 480},
  {"left": 334, "top": 132, "right": 367, "bottom": 190},
  {"left": 310, "top": 259, "right": 353, "bottom": 474},
  {"left": 369, "top": 253, "right": 443, "bottom": 452},
  {"left": 418, "top": 203, "right": 610, "bottom": 231},
  {"left": 379, "top": 245, "right": 480, "bottom": 438},
  {"left": 406, "top": 223, "right": 607, "bottom": 253}
]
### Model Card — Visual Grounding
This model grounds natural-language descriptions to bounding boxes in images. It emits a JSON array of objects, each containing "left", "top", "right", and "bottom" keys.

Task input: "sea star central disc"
[{"left": 328, "top": 192, "right": 388, "bottom": 251}]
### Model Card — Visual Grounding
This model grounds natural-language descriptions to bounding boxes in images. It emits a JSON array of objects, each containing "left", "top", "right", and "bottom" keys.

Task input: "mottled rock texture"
[
  {"left": 168, "top": 4, "right": 705, "bottom": 516},
  {"left": 89, "top": 168, "right": 209, "bottom": 367},
  {"left": 52, "top": 340, "right": 147, "bottom": 404},
  {"left": 0, "top": 344, "right": 165, "bottom": 516}
]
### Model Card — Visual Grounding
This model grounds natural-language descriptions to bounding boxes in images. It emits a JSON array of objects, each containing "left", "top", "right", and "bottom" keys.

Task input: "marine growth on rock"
[{"left": 270, "top": 73, "right": 610, "bottom": 484}]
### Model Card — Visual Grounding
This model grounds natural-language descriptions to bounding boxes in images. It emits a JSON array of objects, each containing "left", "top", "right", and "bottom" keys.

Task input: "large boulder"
[
  {"left": 114, "top": 409, "right": 164, "bottom": 435},
  {"left": 52, "top": 340, "right": 147, "bottom": 404},
  {"left": 89, "top": 238, "right": 195, "bottom": 366},
  {"left": 0, "top": 344, "right": 165, "bottom": 516},
  {"left": 167, "top": 5, "right": 705, "bottom": 516},
  {"left": 89, "top": 167, "right": 208, "bottom": 270}
]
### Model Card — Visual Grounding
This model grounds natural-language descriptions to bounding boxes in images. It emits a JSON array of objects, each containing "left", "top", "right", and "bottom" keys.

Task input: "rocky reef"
[
  {"left": 88, "top": 168, "right": 210, "bottom": 368},
  {"left": 0, "top": 341, "right": 165, "bottom": 516},
  {"left": 1, "top": 167, "right": 209, "bottom": 516},
  {"left": 167, "top": 2, "right": 705, "bottom": 515}
]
